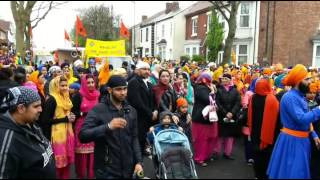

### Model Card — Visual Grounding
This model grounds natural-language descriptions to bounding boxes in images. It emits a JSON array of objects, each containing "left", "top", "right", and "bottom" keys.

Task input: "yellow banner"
[{"left": 85, "top": 38, "right": 126, "bottom": 57}]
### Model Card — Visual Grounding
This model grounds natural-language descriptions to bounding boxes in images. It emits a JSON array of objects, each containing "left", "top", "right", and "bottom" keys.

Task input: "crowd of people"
[{"left": 0, "top": 56, "right": 320, "bottom": 179}]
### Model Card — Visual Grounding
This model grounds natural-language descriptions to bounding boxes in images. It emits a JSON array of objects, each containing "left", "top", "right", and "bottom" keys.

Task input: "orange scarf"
[
  {"left": 28, "top": 70, "right": 45, "bottom": 97},
  {"left": 248, "top": 79, "right": 279, "bottom": 149}
]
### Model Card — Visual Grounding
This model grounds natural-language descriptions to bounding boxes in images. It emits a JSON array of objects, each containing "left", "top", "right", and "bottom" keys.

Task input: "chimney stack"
[
  {"left": 165, "top": 2, "right": 179, "bottom": 14},
  {"left": 142, "top": 15, "right": 148, "bottom": 22}
]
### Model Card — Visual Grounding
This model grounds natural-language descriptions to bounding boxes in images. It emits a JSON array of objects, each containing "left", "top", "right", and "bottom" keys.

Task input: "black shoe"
[
  {"left": 210, "top": 153, "right": 219, "bottom": 161},
  {"left": 223, "top": 154, "right": 235, "bottom": 160}
]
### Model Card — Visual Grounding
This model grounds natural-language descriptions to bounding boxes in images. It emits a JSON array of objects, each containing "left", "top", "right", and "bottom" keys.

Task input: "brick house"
[
  {"left": 184, "top": 1, "right": 260, "bottom": 65},
  {"left": 0, "top": 19, "right": 11, "bottom": 47},
  {"left": 258, "top": 1, "right": 320, "bottom": 67}
]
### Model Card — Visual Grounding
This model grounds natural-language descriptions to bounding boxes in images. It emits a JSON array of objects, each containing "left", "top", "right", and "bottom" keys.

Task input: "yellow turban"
[
  {"left": 282, "top": 64, "right": 308, "bottom": 86},
  {"left": 213, "top": 66, "right": 223, "bottom": 82}
]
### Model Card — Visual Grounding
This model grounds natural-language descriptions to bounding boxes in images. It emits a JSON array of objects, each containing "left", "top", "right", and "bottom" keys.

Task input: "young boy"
[
  {"left": 147, "top": 111, "right": 182, "bottom": 145},
  {"left": 174, "top": 97, "right": 192, "bottom": 144}
]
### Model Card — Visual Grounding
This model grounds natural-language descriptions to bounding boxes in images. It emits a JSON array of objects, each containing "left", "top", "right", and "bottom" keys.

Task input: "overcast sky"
[{"left": 0, "top": 1, "right": 195, "bottom": 50}]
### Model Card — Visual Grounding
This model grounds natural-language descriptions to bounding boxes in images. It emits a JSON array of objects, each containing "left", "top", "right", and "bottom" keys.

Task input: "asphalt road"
[
  {"left": 143, "top": 137, "right": 255, "bottom": 179},
  {"left": 70, "top": 137, "right": 255, "bottom": 179}
]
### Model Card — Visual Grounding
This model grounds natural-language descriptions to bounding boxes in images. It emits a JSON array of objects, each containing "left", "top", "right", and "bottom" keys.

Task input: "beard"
[{"left": 298, "top": 82, "right": 310, "bottom": 95}]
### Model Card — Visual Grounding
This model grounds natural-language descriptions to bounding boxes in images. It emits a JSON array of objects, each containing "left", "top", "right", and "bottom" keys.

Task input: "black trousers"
[{"left": 252, "top": 146, "right": 273, "bottom": 179}]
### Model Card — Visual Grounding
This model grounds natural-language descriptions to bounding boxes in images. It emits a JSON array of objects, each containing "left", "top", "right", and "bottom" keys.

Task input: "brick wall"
[
  {"left": 258, "top": 1, "right": 320, "bottom": 67},
  {"left": 186, "top": 11, "right": 210, "bottom": 56}
]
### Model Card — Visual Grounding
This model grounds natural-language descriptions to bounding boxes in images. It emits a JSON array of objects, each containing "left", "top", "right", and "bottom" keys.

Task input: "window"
[
  {"left": 146, "top": 28, "right": 148, "bottom": 42},
  {"left": 218, "top": 51, "right": 224, "bottom": 64},
  {"left": 145, "top": 48, "right": 150, "bottom": 56},
  {"left": 186, "top": 48, "right": 190, "bottom": 56},
  {"left": 315, "top": 45, "right": 320, "bottom": 67},
  {"left": 193, "top": 47, "right": 197, "bottom": 55},
  {"left": 240, "top": 3, "right": 250, "bottom": 27},
  {"left": 140, "top": 29, "right": 143, "bottom": 43},
  {"left": 192, "top": 16, "right": 198, "bottom": 36},
  {"left": 219, "top": 15, "right": 225, "bottom": 29},
  {"left": 207, "top": 12, "right": 212, "bottom": 33},
  {"left": 0, "top": 31, "right": 6, "bottom": 40},
  {"left": 170, "top": 22, "right": 173, "bottom": 37},
  {"left": 238, "top": 45, "right": 248, "bottom": 65},
  {"left": 162, "top": 24, "right": 165, "bottom": 38}
]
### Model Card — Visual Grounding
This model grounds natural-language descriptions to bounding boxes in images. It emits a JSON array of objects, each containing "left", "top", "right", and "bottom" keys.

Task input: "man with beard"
[
  {"left": 80, "top": 75, "right": 143, "bottom": 179},
  {"left": 267, "top": 64, "right": 320, "bottom": 179},
  {"left": 0, "top": 87, "right": 56, "bottom": 178},
  {"left": 127, "top": 61, "right": 158, "bottom": 156}
]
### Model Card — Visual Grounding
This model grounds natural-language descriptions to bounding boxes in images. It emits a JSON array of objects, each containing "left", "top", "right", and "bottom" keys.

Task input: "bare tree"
[
  {"left": 209, "top": 1, "right": 240, "bottom": 65},
  {"left": 11, "top": 1, "right": 68, "bottom": 60}
]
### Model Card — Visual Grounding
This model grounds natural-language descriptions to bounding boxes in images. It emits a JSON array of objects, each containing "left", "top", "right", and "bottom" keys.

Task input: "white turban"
[
  {"left": 73, "top": 59, "right": 83, "bottom": 67},
  {"left": 136, "top": 61, "right": 150, "bottom": 70}
]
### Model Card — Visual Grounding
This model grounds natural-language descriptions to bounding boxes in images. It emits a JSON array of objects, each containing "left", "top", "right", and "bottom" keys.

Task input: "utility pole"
[{"left": 132, "top": 1, "right": 136, "bottom": 56}]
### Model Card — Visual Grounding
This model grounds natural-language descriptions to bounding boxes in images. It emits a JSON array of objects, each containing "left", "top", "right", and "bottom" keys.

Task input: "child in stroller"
[
  {"left": 147, "top": 111, "right": 183, "bottom": 145},
  {"left": 147, "top": 111, "right": 198, "bottom": 179}
]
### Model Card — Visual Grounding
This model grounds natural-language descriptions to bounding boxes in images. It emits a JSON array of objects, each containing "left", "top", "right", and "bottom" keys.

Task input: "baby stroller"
[{"left": 151, "top": 128, "right": 198, "bottom": 179}]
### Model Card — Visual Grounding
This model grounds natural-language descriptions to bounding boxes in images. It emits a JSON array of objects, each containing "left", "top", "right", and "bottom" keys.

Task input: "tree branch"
[
  {"left": 31, "top": 1, "right": 53, "bottom": 29},
  {"left": 210, "top": 1, "right": 229, "bottom": 21}
]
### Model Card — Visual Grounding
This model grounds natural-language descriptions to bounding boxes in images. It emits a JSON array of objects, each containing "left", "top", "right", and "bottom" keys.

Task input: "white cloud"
[{"left": 0, "top": 1, "right": 195, "bottom": 50}]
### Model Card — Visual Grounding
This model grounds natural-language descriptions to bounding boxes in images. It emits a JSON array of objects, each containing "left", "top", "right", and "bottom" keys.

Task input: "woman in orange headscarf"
[
  {"left": 247, "top": 78, "right": 280, "bottom": 179},
  {"left": 28, "top": 70, "right": 46, "bottom": 107}
]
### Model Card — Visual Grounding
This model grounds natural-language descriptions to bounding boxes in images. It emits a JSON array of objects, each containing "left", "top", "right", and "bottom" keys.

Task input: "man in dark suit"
[{"left": 128, "top": 61, "right": 158, "bottom": 156}]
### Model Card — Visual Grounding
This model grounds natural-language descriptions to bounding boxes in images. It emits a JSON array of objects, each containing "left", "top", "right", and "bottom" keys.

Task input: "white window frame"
[
  {"left": 238, "top": 44, "right": 249, "bottom": 65},
  {"left": 170, "top": 22, "right": 173, "bottom": 37},
  {"left": 186, "top": 48, "right": 190, "bottom": 56},
  {"left": 206, "top": 12, "right": 212, "bottom": 34},
  {"left": 312, "top": 42, "right": 320, "bottom": 67},
  {"left": 140, "top": 29, "right": 143, "bottom": 43},
  {"left": 191, "top": 16, "right": 198, "bottom": 37},
  {"left": 217, "top": 51, "right": 224, "bottom": 64},
  {"left": 146, "top": 28, "right": 148, "bottom": 42},
  {"left": 239, "top": 3, "right": 250, "bottom": 28}
]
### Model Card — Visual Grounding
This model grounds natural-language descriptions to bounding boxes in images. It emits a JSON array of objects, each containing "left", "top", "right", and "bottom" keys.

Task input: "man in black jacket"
[
  {"left": 80, "top": 75, "right": 143, "bottom": 179},
  {"left": 0, "top": 86, "right": 56, "bottom": 179},
  {"left": 128, "top": 61, "right": 158, "bottom": 156}
]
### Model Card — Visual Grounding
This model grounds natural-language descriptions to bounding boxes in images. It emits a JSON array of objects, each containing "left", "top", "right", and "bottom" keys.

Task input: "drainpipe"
[
  {"left": 265, "top": 1, "right": 270, "bottom": 64},
  {"left": 253, "top": 1, "right": 258, "bottom": 64},
  {"left": 271, "top": 1, "right": 276, "bottom": 65}
]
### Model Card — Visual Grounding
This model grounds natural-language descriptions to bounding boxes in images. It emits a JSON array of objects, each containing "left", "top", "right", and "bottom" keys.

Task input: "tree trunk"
[
  {"left": 15, "top": 21, "right": 26, "bottom": 61},
  {"left": 222, "top": 3, "right": 238, "bottom": 65}
]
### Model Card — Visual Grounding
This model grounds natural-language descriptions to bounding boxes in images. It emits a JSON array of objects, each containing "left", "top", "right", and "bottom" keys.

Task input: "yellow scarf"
[{"left": 49, "top": 76, "right": 74, "bottom": 168}]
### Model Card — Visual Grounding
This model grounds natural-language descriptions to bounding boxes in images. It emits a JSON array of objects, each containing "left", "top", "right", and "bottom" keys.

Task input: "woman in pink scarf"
[{"left": 71, "top": 74, "right": 100, "bottom": 179}]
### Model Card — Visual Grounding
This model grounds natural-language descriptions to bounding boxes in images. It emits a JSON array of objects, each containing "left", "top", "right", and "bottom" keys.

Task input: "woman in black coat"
[
  {"left": 191, "top": 72, "right": 218, "bottom": 167},
  {"left": 153, "top": 70, "right": 178, "bottom": 114},
  {"left": 215, "top": 73, "right": 241, "bottom": 160}
]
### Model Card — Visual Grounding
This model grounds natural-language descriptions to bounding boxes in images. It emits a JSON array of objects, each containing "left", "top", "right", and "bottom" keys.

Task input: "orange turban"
[
  {"left": 282, "top": 64, "right": 308, "bottom": 86},
  {"left": 263, "top": 68, "right": 273, "bottom": 76},
  {"left": 176, "top": 97, "right": 188, "bottom": 108},
  {"left": 309, "top": 83, "right": 318, "bottom": 93}
]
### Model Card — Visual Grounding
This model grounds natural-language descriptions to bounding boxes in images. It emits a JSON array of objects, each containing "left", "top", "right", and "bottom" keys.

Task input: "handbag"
[{"left": 202, "top": 94, "right": 219, "bottom": 122}]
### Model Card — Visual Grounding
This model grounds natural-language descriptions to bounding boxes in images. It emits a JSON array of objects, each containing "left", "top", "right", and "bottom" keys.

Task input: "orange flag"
[
  {"left": 76, "top": 16, "right": 87, "bottom": 37},
  {"left": 64, "top": 29, "right": 70, "bottom": 41},
  {"left": 120, "top": 20, "right": 130, "bottom": 39}
]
